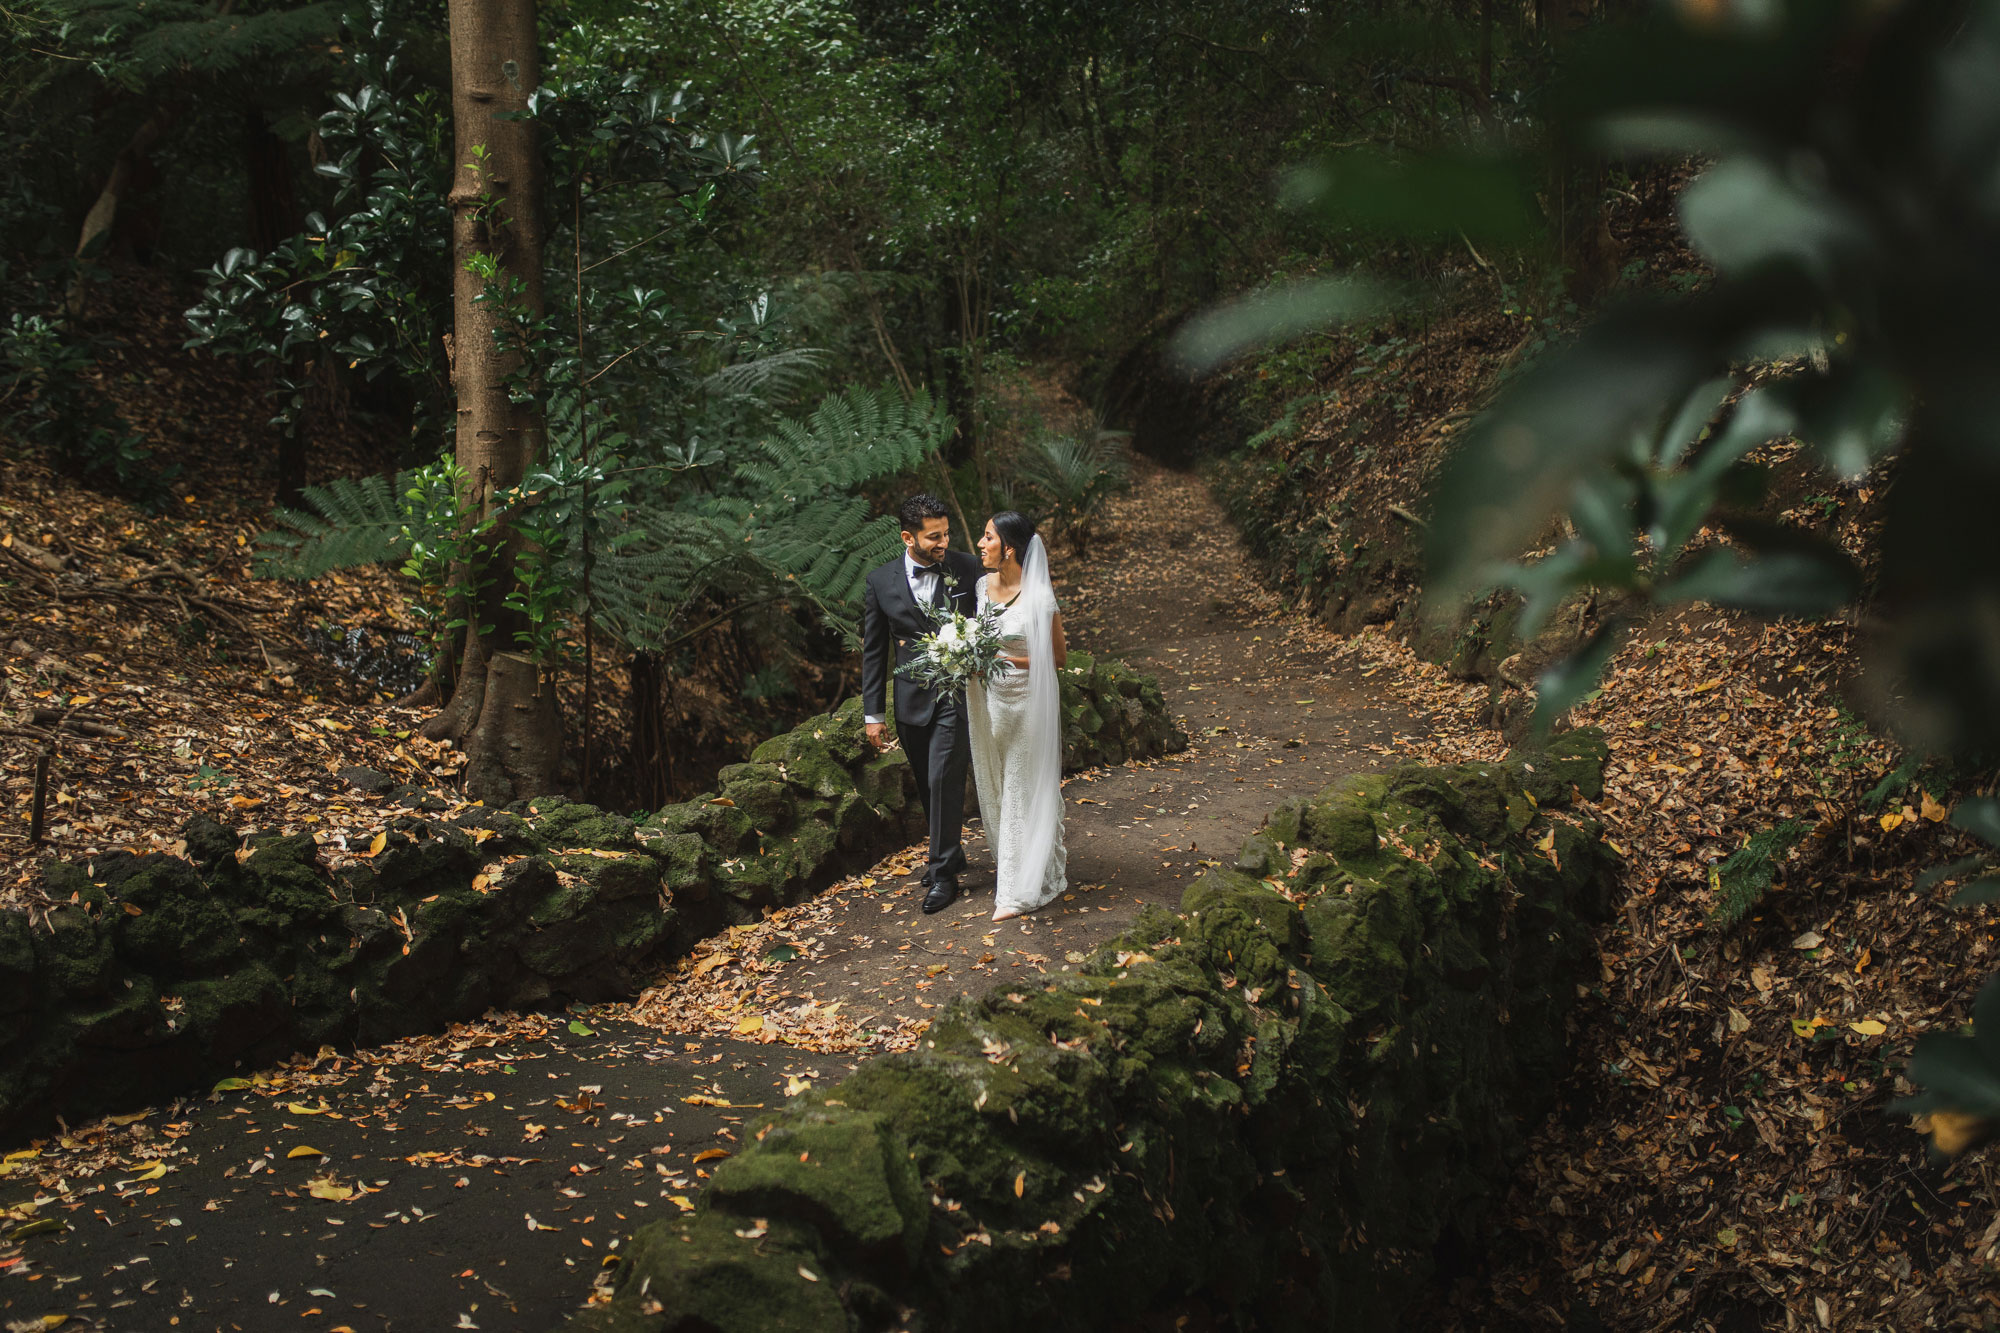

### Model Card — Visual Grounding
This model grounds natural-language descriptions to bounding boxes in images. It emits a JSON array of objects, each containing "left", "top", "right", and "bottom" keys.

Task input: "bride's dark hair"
[{"left": 990, "top": 511, "right": 1036, "bottom": 565}]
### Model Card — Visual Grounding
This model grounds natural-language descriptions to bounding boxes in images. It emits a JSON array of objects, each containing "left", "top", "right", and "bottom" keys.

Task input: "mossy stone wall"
[
  {"left": 576, "top": 730, "right": 1614, "bottom": 1333},
  {"left": 1, "top": 667, "right": 1184, "bottom": 1134}
]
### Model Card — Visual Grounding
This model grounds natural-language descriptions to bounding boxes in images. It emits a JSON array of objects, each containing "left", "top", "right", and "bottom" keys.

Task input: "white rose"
[{"left": 935, "top": 622, "right": 965, "bottom": 650}]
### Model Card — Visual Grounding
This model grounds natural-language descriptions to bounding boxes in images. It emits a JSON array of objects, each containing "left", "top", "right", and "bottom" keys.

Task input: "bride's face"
[{"left": 978, "top": 520, "right": 1003, "bottom": 570}]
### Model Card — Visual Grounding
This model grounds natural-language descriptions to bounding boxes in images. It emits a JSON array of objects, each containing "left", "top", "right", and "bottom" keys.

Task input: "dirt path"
[
  {"left": 668, "top": 463, "right": 1434, "bottom": 1042},
  {"left": 2, "top": 462, "right": 1438, "bottom": 1332}
]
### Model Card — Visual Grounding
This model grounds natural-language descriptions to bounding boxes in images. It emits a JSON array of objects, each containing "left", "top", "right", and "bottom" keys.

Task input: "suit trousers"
[{"left": 900, "top": 696, "right": 969, "bottom": 882}]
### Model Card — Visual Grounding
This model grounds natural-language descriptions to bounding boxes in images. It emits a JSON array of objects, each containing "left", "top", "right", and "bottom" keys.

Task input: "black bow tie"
[{"left": 910, "top": 562, "right": 940, "bottom": 578}]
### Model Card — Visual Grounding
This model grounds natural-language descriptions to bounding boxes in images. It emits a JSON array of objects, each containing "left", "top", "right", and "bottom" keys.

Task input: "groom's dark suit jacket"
[{"left": 860, "top": 549, "right": 985, "bottom": 727}]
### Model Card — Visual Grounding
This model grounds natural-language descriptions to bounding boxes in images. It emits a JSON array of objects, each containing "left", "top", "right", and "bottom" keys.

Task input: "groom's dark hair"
[
  {"left": 898, "top": 493, "right": 950, "bottom": 534},
  {"left": 990, "top": 510, "right": 1036, "bottom": 563}
]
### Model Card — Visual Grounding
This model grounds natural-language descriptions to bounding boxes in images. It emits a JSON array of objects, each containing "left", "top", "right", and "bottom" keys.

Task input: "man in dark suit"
[{"left": 861, "top": 493, "right": 986, "bottom": 913}]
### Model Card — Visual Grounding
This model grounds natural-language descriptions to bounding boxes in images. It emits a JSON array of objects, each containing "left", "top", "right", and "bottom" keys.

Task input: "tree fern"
[
  {"left": 1017, "top": 429, "right": 1132, "bottom": 558},
  {"left": 584, "top": 385, "right": 940, "bottom": 650},
  {"left": 255, "top": 469, "right": 427, "bottom": 580},
  {"left": 586, "top": 508, "right": 732, "bottom": 651}
]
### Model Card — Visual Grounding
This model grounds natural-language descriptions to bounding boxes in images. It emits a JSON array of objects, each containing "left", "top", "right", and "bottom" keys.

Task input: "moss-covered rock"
[
  {"left": 704, "top": 1109, "right": 928, "bottom": 1267},
  {"left": 581, "top": 730, "right": 1613, "bottom": 1333},
  {"left": 3, "top": 663, "right": 1183, "bottom": 1135}
]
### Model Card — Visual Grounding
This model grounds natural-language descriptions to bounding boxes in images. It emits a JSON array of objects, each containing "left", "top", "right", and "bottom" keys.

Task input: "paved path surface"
[{"left": 0, "top": 463, "right": 1431, "bottom": 1332}]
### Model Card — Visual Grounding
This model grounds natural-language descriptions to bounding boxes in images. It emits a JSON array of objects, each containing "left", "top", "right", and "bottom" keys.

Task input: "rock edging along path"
[
  {"left": 578, "top": 732, "right": 1616, "bottom": 1333},
  {"left": 0, "top": 660, "right": 1183, "bottom": 1137}
]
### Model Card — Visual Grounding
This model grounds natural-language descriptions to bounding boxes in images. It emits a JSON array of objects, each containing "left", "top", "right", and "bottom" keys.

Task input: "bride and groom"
[{"left": 860, "top": 494, "right": 1068, "bottom": 921}]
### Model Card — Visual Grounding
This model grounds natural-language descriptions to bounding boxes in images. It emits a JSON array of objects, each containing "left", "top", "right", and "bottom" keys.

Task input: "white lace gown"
[{"left": 967, "top": 575, "right": 1068, "bottom": 915}]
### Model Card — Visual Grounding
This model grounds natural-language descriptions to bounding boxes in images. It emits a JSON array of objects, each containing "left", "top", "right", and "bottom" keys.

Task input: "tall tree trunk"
[
  {"left": 67, "top": 107, "right": 175, "bottom": 315},
  {"left": 423, "top": 0, "right": 561, "bottom": 804},
  {"left": 244, "top": 106, "right": 298, "bottom": 252},
  {"left": 629, "top": 650, "right": 670, "bottom": 810}
]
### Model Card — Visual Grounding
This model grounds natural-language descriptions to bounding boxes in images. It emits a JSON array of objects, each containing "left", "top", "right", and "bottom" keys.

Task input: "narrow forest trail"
[{"left": 5, "top": 462, "right": 1457, "bottom": 1333}]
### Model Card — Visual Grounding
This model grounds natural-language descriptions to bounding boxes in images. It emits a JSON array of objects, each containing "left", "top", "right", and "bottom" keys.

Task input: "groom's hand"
[{"left": 866, "top": 721, "right": 887, "bottom": 751}]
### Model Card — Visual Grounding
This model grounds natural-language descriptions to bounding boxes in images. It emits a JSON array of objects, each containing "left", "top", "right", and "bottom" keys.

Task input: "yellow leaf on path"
[
  {"left": 1918, "top": 1109, "right": 1990, "bottom": 1156},
  {"left": 669, "top": 1195, "right": 694, "bottom": 1211},
  {"left": 1849, "top": 1019, "right": 1887, "bottom": 1036},
  {"left": 129, "top": 1162, "right": 167, "bottom": 1182},
  {"left": 691, "top": 1149, "right": 730, "bottom": 1163},
  {"left": 308, "top": 1177, "right": 355, "bottom": 1201},
  {"left": 1880, "top": 811, "right": 1905, "bottom": 832},
  {"left": 1920, "top": 791, "right": 1949, "bottom": 822},
  {"left": 213, "top": 1076, "right": 254, "bottom": 1091},
  {"left": 3, "top": 1149, "right": 38, "bottom": 1165},
  {"left": 692, "top": 954, "right": 733, "bottom": 976},
  {"left": 1689, "top": 678, "right": 1722, "bottom": 693},
  {"left": 106, "top": 1110, "right": 149, "bottom": 1126},
  {"left": 1013, "top": 1172, "right": 1025, "bottom": 1198},
  {"left": 736, "top": 1015, "right": 764, "bottom": 1035},
  {"left": 287, "top": 1146, "right": 325, "bottom": 1160},
  {"left": 284, "top": 1101, "right": 330, "bottom": 1116},
  {"left": 41, "top": 1316, "right": 68, "bottom": 1329}
]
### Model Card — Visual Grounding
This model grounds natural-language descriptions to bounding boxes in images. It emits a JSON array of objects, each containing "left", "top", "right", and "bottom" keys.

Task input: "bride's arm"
[{"left": 1051, "top": 612, "right": 1067, "bottom": 669}]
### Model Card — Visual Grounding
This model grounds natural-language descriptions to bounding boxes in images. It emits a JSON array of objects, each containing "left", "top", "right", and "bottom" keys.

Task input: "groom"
[{"left": 861, "top": 493, "right": 986, "bottom": 913}]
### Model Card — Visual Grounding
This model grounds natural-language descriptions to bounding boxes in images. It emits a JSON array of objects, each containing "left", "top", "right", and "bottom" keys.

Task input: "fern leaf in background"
[
  {"left": 254, "top": 470, "right": 420, "bottom": 580},
  {"left": 729, "top": 384, "right": 945, "bottom": 620},
  {"left": 1016, "top": 429, "right": 1132, "bottom": 558},
  {"left": 700, "top": 347, "right": 826, "bottom": 411},
  {"left": 61, "top": 0, "right": 344, "bottom": 79}
]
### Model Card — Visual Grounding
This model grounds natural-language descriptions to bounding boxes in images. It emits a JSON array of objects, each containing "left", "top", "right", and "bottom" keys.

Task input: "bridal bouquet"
[{"left": 899, "top": 603, "right": 1013, "bottom": 694}]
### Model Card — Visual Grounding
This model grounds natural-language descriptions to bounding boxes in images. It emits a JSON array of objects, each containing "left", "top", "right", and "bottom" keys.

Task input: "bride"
[{"left": 967, "top": 512, "right": 1068, "bottom": 922}]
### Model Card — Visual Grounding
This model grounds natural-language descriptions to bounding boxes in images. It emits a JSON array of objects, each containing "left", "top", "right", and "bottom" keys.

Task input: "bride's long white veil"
[{"left": 1006, "top": 535, "right": 1064, "bottom": 912}]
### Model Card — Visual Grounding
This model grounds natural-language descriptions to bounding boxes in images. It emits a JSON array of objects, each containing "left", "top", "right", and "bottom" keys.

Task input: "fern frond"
[
  {"left": 70, "top": 0, "right": 344, "bottom": 78},
  {"left": 700, "top": 347, "right": 826, "bottom": 411},
  {"left": 585, "top": 506, "right": 733, "bottom": 650},
  {"left": 1706, "top": 820, "right": 1812, "bottom": 930},
  {"left": 255, "top": 471, "right": 414, "bottom": 580}
]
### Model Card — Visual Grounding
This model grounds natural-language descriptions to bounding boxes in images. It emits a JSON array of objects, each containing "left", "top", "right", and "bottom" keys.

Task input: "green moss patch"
[
  {"left": 580, "top": 731, "right": 1613, "bottom": 1332},
  {"left": 2, "top": 672, "right": 1183, "bottom": 1135}
]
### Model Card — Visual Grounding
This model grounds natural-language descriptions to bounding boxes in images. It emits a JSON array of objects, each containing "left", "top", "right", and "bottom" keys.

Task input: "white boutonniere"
[{"left": 943, "top": 572, "right": 960, "bottom": 591}]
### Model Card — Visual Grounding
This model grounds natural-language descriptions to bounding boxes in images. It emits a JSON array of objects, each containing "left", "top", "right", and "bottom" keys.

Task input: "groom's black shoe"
[{"left": 921, "top": 875, "right": 960, "bottom": 915}]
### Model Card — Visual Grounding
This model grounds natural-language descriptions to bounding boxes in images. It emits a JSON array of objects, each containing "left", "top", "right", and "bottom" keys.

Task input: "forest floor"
[
  {"left": 3, "top": 446, "right": 1997, "bottom": 1329},
  {"left": 0, "top": 460, "right": 1474, "bottom": 1332}
]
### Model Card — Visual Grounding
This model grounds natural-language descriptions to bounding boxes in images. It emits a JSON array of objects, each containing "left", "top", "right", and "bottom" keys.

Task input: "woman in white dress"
[{"left": 967, "top": 512, "right": 1068, "bottom": 922}]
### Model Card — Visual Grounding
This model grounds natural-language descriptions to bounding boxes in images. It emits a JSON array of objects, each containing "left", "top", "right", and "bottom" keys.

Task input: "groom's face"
[{"left": 903, "top": 517, "right": 951, "bottom": 566}]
